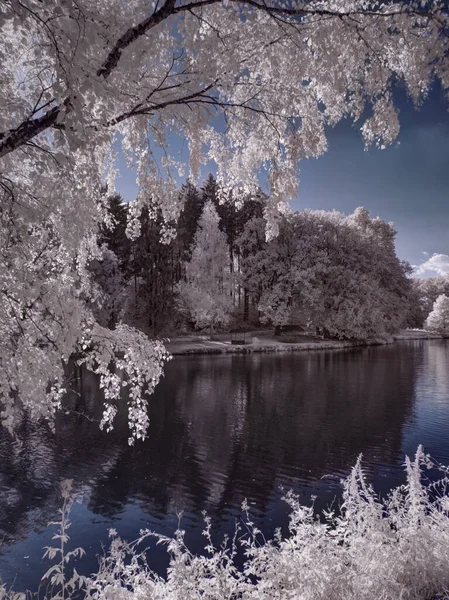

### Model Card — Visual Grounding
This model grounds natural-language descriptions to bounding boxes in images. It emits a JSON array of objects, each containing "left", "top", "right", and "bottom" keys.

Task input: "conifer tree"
[
  {"left": 177, "top": 181, "right": 206, "bottom": 266},
  {"left": 98, "top": 194, "right": 131, "bottom": 276},
  {"left": 177, "top": 201, "right": 232, "bottom": 334}
]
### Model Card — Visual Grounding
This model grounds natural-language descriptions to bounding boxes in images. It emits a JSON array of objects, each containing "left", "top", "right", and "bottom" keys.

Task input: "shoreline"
[{"left": 165, "top": 330, "right": 446, "bottom": 356}]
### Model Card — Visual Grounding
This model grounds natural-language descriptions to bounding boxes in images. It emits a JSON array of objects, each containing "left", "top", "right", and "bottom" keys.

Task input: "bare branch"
[
  {"left": 0, "top": 106, "right": 61, "bottom": 159},
  {"left": 96, "top": 0, "right": 178, "bottom": 79}
]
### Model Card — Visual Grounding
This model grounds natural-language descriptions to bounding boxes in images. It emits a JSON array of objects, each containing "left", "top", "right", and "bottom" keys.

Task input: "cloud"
[{"left": 414, "top": 253, "right": 449, "bottom": 277}]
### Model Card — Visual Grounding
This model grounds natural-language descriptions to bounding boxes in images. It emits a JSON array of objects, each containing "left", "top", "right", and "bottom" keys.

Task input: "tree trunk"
[{"left": 134, "top": 273, "right": 138, "bottom": 319}]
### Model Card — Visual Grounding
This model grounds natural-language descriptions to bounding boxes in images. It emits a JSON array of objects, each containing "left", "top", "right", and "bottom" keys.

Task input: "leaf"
[
  {"left": 51, "top": 573, "right": 64, "bottom": 586},
  {"left": 42, "top": 546, "right": 60, "bottom": 560},
  {"left": 41, "top": 564, "right": 60, "bottom": 581}
]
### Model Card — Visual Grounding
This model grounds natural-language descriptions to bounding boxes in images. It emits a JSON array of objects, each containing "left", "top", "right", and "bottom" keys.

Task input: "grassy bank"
[
  {"left": 164, "top": 329, "right": 448, "bottom": 356},
  {"left": 392, "top": 330, "right": 447, "bottom": 340},
  {"left": 166, "top": 337, "right": 391, "bottom": 355}
]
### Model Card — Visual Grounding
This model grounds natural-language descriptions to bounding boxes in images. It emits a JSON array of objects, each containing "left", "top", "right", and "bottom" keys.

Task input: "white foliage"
[
  {"left": 1, "top": 0, "right": 449, "bottom": 434},
  {"left": 412, "top": 275, "right": 449, "bottom": 320},
  {"left": 177, "top": 201, "right": 233, "bottom": 331},
  {"left": 77, "top": 324, "right": 170, "bottom": 444},
  {"left": 80, "top": 447, "right": 449, "bottom": 600},
  {"left": 3, "top": 448, "right": 449, "bottom": 600},
  {"left": 425, "top": 294, "right": 449, "bottom": 333},
  {"left": 239, "top": 208, "right": 411, "bottom": 338}
]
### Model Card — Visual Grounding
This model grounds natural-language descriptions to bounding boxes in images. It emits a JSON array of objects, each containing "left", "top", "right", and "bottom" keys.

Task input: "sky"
[{"left": 114, "top": 86, "right": 449, "bottom": 278}]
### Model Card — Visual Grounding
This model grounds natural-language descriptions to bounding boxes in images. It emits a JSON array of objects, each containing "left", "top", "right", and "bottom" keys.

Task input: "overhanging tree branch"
[
  {"left": 0, "top": 0, "right": 445, "bottom": 160},
  {"left": 0, "top": 106, "right": 61, "bottom": 160},
  {"left": 96, "top": 0, "right": 178, "bottom": 78}
]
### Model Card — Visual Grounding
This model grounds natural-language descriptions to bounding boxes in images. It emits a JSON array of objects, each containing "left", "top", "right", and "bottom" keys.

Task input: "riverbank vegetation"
[
  {"left": 412, "top": 278, "right": 449, "bottom": 321},
  {"left": 94, "top": 177, "right": 418, "bottom": 342},
  {"left": 425, "top": 295, "right": 449, "bottom": 334},
  {"left": 2, "top": 447, "right": 449, "bottom": 600}
]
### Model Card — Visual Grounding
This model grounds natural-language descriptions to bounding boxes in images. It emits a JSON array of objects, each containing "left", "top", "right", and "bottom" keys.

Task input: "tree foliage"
[
  {"left": 177, "top": 201, "right": 233, "bottom": 332},
  {"left": 425, "top": 294, "right": 449, "bottom": 333},
  {"left": 237, "top": 208, "right": 413, "bottom": 339},
  {"left": 1, "top": 0, "right": 449, "bottom": 437},
  {"left": 84, "top": 448, "right": 449, "bottom": 600},
  {"left": 411, "top": 275, "right": 449, "bottom": 326},
  {"left": 5, "top": 447, "right": 449, "bottom": 600}
]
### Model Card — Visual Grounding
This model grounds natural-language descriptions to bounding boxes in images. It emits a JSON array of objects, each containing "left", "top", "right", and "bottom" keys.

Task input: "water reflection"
[
  {"left": 400, "top": 340, "right": 449, "bottom": 464},
  {"left": 1, "top": 341, "right": 449, "bottom": 592}
]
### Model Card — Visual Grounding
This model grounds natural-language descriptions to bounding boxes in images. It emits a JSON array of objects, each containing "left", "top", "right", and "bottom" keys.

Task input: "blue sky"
[{"left": 114, "top": 86, "right": 449, "bottom": 276}]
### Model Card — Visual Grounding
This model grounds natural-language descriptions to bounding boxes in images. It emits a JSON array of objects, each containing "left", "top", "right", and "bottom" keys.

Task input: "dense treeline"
[
  {"left": 238, "top": 208, "right": 415, "bottom": 339},
  {"left": 93, "top": 176, "right": 416, "bottom": 340}
]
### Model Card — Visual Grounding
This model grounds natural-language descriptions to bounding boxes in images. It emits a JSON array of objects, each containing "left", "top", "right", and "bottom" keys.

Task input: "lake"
[{"left": 1, "top": 339, "right": 449, "bottom": 593}]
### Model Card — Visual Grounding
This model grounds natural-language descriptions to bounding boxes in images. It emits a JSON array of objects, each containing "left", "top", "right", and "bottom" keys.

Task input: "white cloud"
[{"left": 414, "top": 253, "right": 449, "bottom": 277}]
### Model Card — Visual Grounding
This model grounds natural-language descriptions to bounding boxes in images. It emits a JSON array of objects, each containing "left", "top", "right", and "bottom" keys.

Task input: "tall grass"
[{"left": 2, "top": 446, "right": 449, "bottom": 600}]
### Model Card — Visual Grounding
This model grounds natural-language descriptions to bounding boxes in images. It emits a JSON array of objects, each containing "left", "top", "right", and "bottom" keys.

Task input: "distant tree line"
[{"left": 91, "top": 175, "right": 419, "bottom": 340}]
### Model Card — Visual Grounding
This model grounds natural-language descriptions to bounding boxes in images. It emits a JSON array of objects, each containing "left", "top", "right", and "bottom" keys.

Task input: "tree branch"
[
  {"left": 96, "top": 0, "right": 178, "bottom": 79},
  {"left": 0, "top": 106, "right": 60, "bottom": 160},
  {"left": 0, "top": 0, "right": 444, "bottom": 159},
  {"left": 107, "top": 84, "right": 214, "bottom": 126}
]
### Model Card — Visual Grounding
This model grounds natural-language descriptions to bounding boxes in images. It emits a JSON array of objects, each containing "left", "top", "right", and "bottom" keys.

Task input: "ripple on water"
[{"left": 1, "top": 341, "right": 449, "bottom": 592}]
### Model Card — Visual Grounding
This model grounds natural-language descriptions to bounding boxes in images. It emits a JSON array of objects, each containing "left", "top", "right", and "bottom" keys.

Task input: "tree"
[
  {"left": 87, "top": 244, "right": 128, "bottom": 328},
  {"left": 126, "top": 207, "right": 179, "bottom": 335},
  {"left": 411, "top": 276, "right": 449, "bottom": 324},
  {"left": 176, "top": 180, "right": 206, "bottom": 269},
  {"left": 237, "top": 208, "right": 412, "bottom": 339},
  {"left": 425, "top": 294, "right": 449, "bottom": 333},
  {"left": 255, "top": 216, "right": 304, "bottom": 327},
  {"left": 235, "top": 215, "right": 269, "bottom": 321},
  {"left": 177, "top": 201, "right": 233, "bottom": 333},
  {"left": 343, "top": 207, "right": 413, "bottom": 335},
  {"left": 1, "top": 0, "right": 449, "bottom": 439},
  {"left": 201, "top": 174, "right": 266, "bottom": 317},
  {"left": 98, "top": 194, "right": 131, "bottom": 276},
  {"left": 405, "top": 283, "right": 426, "bottom": 329}
]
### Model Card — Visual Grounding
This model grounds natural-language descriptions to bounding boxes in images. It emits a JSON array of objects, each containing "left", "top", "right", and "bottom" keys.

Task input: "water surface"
[{"left": 1, "top": 340, "right": 449, "bottom": 591}]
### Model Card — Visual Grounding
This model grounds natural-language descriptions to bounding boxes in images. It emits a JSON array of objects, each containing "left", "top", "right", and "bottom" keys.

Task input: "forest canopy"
[{"left": 99, "top": 180, "right": 414, "bottom": 341}]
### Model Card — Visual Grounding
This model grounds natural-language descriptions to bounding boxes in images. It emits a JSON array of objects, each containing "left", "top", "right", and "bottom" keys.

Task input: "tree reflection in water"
[{"left": 2, "top": 341, "right": 449, "bottom": 593}]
